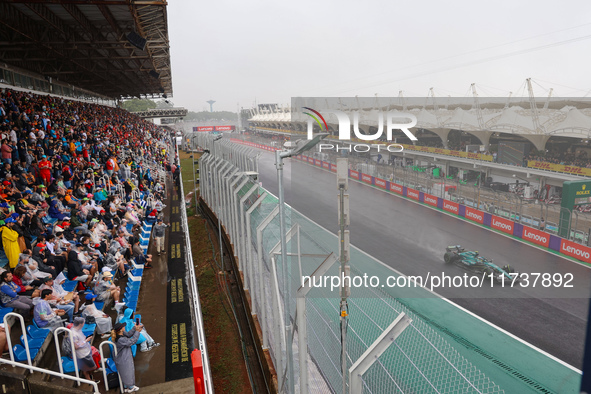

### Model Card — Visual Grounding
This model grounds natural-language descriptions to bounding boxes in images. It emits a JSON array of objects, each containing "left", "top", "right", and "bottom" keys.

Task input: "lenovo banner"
[
  {"left": 361, "top": 174, "right": 372, "bottom": 184},
  {"left": 406, "top": 188, "right": 420, "bottom": 201},
  {"left": 560, "top": 239, "right": 591, "bottom": 263},
  {"left": 390, "top": 182, "right": 403, "bottom": 194},
  {"left": 491, "top": 215, "right": 514, "bottom": 235},
  {"left": 214, "top": 125, "right": 235, "bottom": 131},
  {"left": 443, "top": 200, "right": 459, "bottom": 215},
  {"left": 521, "top": 226, "right": 550, "bottom": 247},
  {"left": 423, "top": 193, "right": 438, "bottom": 207},
  {"left": 350, "top": 170, "right": 360, "bottom": 179},
  {"left": 375, "top": 177, "right": 387, "bottom": 190},
  {"left": 196, "top": 126, "right": 214, "bottom": 132},
  {"left": 464, "top": 207, "right": 484, "bottom": 224}
]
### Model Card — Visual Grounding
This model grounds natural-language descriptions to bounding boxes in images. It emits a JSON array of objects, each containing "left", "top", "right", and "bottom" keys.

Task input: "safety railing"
[
  {"left": 99, "top": 340, "right": 124, "bottom": 391},
  {"left": 0, "top": 314, "right": 100, "bottom": 392},
  {"left": 0, "top": 358, "right": 100, "bottom": 393},
  {"left": 4, "top": 312, "right": 34, "bottom": 372},
  {"left": 53, "top": 326, "right": 80, "bottom": 385},
  {"left": 176, "top": 142, "right": 214, "bottom": 393}
]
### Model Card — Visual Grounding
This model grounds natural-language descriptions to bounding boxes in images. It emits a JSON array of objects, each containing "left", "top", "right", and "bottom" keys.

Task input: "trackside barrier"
[
  {"left": 176, "top": 143, "right": 214, "bottom": 394},
  {"left": 231, "top": 138, "right": 591, "bottom": 265},
  {"left": 191, "top": 349, "right": 205, "bottom": 394},
  {"left": 200, "top": 135, "right": 508, "bottom": 394}
]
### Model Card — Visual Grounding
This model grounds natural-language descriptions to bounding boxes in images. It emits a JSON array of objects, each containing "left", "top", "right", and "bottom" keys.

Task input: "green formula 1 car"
[{"left": 443, "top": 245, "right": 519, "bottom": 284}]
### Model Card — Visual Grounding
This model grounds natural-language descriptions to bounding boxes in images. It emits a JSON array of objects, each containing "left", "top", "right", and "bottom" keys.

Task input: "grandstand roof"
[{"left": 0, "top": 0, "right": 172, "bottom": 99}]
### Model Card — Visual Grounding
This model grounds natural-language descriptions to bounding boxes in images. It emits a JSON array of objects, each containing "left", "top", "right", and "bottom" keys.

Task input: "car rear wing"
[{"left": 445, "top": 245, "right": 464, "bottom": 252}]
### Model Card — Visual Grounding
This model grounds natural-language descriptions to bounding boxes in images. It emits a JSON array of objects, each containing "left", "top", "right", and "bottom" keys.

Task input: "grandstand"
[{"left": 0, "top": 1, "right": 211, "bottom": 393}]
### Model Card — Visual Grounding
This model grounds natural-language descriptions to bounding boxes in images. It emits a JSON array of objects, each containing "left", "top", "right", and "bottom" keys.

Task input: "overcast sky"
[{"left": 167, "top": 0, "right": 591, "bottom": 112}]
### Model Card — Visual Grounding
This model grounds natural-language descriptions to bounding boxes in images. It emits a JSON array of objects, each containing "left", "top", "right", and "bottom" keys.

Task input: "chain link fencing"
[
  {"left": 193, "top": 133, "right": 510, "bottom": 393},
  {"left": 227, "top": 132, "right": 591, "bottom": 245}
]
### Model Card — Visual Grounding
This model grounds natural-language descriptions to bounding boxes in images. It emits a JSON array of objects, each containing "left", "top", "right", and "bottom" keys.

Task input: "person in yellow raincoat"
[{"left": 2, "top": 217, "right": 21, "bottom": 269}]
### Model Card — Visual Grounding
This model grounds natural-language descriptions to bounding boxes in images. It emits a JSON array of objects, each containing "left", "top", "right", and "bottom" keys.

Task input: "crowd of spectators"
[
  {"left": 525, "top": 149, "right": 591, "bottom": 168},
  {"left": 0, "top": 88, "right": 178, "bottom": 389}
]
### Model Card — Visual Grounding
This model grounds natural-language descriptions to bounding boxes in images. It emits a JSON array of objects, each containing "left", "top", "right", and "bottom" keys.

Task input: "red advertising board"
[
  {"left": 330, "top": 164, "right": 337, "bottom": 172},
  {"left": 443, "top": 200, "right": 459, "bottom": 215},
  {"left": 390, "top": 182, "right": 403, "bottom": 194},
  {"left": 214, "top": 125, "right": 235, "bottom": 131},
  {"left": 423, "top": 193, "right": 438, "bottom": 207},
  {"left": 361, "top": 173, "right": 372, "bottom": 184},
  {"left": 374, "top": 177, "right": 387, "bottom": 190},
  {"left": 350, "top": 170, "right": 360, "bottom": 179},
  {"left": 464, "top": 207, "right": 484, "bottom": 223},
  {"left": 315, "top": 159, "right": 322, "bottom": 167},
  {"left": 560, "top": 238, "right": 591, "bottom": 263},
  {"left": 491, "top": 215, "right": 514, "bottom": 235},
  {"left": 307, "top": 157, "right": 314, "bottom": 164},
  {"left": 196, "top": 126, "right": 214, "bottom": 132},
  {"left": 322, "top": 162, "right": 330, "bottom": 169},
  {"left": 521, "top": 226, "right": 550, "bottom": 247},
  {"left": 406, "top": 188, "right": 420, "bottom": 200}
]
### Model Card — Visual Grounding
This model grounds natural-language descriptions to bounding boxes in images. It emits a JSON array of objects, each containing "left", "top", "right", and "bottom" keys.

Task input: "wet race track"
[{"left": 256, "top": 151, "right": 589, "bottom": 369}]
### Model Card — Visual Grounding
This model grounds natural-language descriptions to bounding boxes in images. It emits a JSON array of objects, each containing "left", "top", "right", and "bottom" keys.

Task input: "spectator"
[
  {"left": 2, "top": 217, "right": 21, "bottom": 269},
  {"left": 11, "top": 265, "right": 38, "bottom": 296},
  {"left": 0, "top": 323, "right": 8, "bottom": 356},
  {"left": 81, "top": 293, "right": 112, "bottom": 338},
  {"left": 39, "top": 274, "right": 79, "bottom": 322},
  {"left": 21, "top": 252, "right": 52, "bottom": 283},
  {"left": 131, "top": 239, "right": 152, "bottom": 268},
  {"left": 70, "top": 316, "right": 99, "bottom": 381},
  {"left": 38, "top": 155, "right": 52, "bottom": 186},
  {"left": 119, "top": 307, "right": 159, "bottom": 352},
  {"left": 66, "top": 244, "right": 93, "bottom": 288},
  {"left": 33, "top": 288, "right": 66, "bottom": 331},
  {"left": 31, "top": 241, "right": 58, "bottom": 278},
  {"left": 0, "top": 271, "right": 35, "bottom": 315},
  {"left": 152, "top": 218, "right": 169, "bottom": 256},
  {"left": 1, "top": 140, "right": 12, "bottom": 165},
  {"left": 111, "top": 321, "right": 142, "bottom": 393},
  {"left": 94, "top": 270, "right": 121, "bottom": 305}
]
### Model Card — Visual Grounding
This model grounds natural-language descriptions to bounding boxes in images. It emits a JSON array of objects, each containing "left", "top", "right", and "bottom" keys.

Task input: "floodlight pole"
[{"left": 275, "top": 134, "right": 328, "bottom": 394}]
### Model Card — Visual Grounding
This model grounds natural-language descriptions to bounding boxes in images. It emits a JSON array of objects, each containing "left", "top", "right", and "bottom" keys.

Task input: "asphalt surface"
[{"left": 257, "top": 152, "right": 589, "bottom": 369}]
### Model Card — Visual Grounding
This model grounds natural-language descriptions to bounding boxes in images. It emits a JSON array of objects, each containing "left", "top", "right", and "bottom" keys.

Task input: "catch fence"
[{"left": 194, "top": 134, "right": 505, "bottom": 393}]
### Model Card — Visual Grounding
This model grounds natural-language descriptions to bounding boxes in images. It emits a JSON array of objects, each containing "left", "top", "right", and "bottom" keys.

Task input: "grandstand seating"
[{"left": 0, "top": 88, "right": 174, "bottom": 393}]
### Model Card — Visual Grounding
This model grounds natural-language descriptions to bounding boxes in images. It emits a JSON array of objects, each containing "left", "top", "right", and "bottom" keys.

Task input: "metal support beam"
[
  {"left": 349, "top": 313, "right": 412, "bottom": 394},
  {"left": 297, "top": 253, "right": 339, "bottom": 394}
]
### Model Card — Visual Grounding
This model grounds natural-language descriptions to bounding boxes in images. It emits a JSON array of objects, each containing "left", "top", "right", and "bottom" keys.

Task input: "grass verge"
[{"left": 180, "top": 150, "right": 252, "bottom": 394}]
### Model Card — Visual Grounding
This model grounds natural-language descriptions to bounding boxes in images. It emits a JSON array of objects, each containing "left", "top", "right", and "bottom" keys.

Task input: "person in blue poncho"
[{"left": 118, "top": 307, "right": 159, "bottom": 352}]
